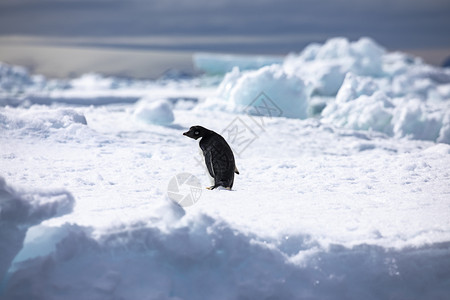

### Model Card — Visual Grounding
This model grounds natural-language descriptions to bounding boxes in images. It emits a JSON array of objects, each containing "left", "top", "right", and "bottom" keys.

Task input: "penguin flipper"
[{"left": 204, "top": 151, "right": 215, "bottom": 178}]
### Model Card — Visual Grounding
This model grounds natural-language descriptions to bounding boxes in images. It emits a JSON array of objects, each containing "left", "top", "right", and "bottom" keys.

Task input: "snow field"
[{"left": 1, "top": 36, "right": 450, "bottom": 299}]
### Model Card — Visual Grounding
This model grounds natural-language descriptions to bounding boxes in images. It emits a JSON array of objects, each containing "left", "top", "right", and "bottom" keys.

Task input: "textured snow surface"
[
  {"left": 1, "top": 37, "right": 450, "bottom": 299},
  {"left": 0, "top": 177, "right": 74, "bottom": 282}
]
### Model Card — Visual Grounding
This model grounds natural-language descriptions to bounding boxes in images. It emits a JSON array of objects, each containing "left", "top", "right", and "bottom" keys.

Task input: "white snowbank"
[
  {"left": 322, "top": 73, "right": 450, "bottom": 143},
  {"left": 323, "top": 90, "right": 394, "bottom": 134},
  {"left": 284, "top": 37, "right": 385, "bottom": 96},
  {"left": 199, "top": 37, "right": 450, "bottom": 144},
  {"left": 133, "top": 98, "right": 174, "bottom": 125},
  {"left": 0, "top": 106, "right": 88, "bottom": 138},
  {"left": 0, "top": 177, "right": 74, "bottom": 281},
  {"left": 3, "top": 211, "right": 450, "bottom": 299},
  {"left": 207, "top": 65, "right": 311, "bottom": 119},
  {"left": 194, "top": 52, "right": 283, "bottom": 74}
]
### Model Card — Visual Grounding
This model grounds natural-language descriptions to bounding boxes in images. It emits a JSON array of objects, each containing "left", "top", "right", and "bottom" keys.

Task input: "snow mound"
[
  {"left": 0, "top": 106, "right": 87, "bottom": 138},
  {"left": 3, "top": 212, "right": 450, "bottom": 299},
  {"left": 211, "top": 65, "right": 311, "bottom": 119},
  {"left": 0, "top": 62, "right": 45, "bottom": 106},
  {"left": 133, "top": 99, "right": 175, "bottom": 125},
  {"left": 322, "top": 73, "right": 450, "bottom": 143},
  {"left": 335, "top": 72, "right": 379, "bottom": 103},
  {"left": 392, "top": 101, "right": 445, "bottom": 142},
  {"left": 0, "top": 177, "right": 74, "bottom": 281},
  {"left": 322, "top": 91, "right": 394, "bottom": 134},
  {"left": 284, "top": 37, "right": 385, "bottom": 96},
  {"left": 194, "top": 52, "right": 283, "bottom": 74},
  {"left": 0, "top": 62, "right": 34, "bottom": 92},
  {"left": 389, "top": 65, "right": 450, "bottom": 100}
]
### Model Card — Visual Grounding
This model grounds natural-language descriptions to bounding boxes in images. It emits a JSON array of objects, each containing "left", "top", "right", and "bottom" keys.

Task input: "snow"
[
  {"left": 204, "top": 65, "right": 311, "bottom": 119},
  {"left": 322, "top": 72, "right": 450, "bottom": 143},
  {"left": 1, "top": 37, "right": 450, "bottom": 299},
  {"left": 0, "top": 177, "right": 74, "bottom": 282},
  {"left": 134, "top": 98, "right": 174, "bottom": 125},
  {"left": 283, "top": 37, "right": 385, "bottom": 96}
]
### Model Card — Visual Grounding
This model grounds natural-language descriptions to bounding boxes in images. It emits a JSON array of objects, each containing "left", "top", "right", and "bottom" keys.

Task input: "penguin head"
[{"left": 183, "top": 125, "right": 209, "bottom": 140}]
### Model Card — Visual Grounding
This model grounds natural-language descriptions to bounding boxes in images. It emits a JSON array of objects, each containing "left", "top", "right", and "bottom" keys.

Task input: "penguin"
[{"left": 183, "top": 125, "right": 239, "bottom": 190}]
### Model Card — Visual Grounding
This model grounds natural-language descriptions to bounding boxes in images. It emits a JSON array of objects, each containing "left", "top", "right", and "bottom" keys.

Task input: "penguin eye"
[{"left": 194, "top": 131, "right": 199, "bottom": 135}]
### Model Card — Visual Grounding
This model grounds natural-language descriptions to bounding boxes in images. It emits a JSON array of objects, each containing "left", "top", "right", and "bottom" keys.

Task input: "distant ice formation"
[
  {"left": 1, "top": 36, "right": 449, "bottom": 144},
  {"left": 193, "top": 52, "right": 283, "bottom": 74},
  {"left": 134, "top": 98, "right": 174, "bottom": 125}
]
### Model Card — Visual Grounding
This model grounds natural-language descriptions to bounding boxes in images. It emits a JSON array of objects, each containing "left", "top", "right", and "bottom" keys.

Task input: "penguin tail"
[{"left": 235, "top": 166, "right": 240, "bottom": 175}]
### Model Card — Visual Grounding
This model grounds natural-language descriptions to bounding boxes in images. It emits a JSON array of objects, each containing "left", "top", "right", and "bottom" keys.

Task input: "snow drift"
[
  {"left": 0, "top": 106, "right": 88, "bottom": 140},
  {"left": 3, "top": 200, "right": 450, "bottom": 299},
  {"left": 322, "top": 72, "right": 450, "bottom": 143},
  {"left": 0, "top": 177, "right": 74, "bottom": 282}
]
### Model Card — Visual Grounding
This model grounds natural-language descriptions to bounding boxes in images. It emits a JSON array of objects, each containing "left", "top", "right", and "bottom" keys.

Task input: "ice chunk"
[
  {"left": 283, "top": 37, "right": 385, "bottom": 96},
  {"left": 335, "top": 73, "right": 379, "bottom": 103},
  {"left": 0, "top": 177, "right": 74, "bottom": 281},
  {"left": 323, "top": 72, "right": 450, "bottom": 144},
  {"left": 215, "top": 66, "right": 242, "bottom": 101},
  {"left": 390, "top": 65, "right": 450, "bottom": 99},
  {"left": 322, "top": 91, "right": 394, "bottom": 134},
  {"left": 392, "top": 101, "right": 443, "bottom": 141},
  {"left": 133, "top": 98, "right": 174, "bottom": 125},
  {"left": 215, "top": 65, "right": 312, "bottom": 119},
  {"left": 437, "top": 113, "right": 450, "bottom": 144}
]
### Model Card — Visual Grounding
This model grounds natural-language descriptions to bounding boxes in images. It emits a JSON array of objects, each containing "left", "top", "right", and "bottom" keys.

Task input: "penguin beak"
[{"left": 183, "top": 131, "right": 189, "bottom": 136}]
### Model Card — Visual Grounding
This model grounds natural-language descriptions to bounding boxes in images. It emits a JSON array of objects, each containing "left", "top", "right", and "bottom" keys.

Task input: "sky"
[{"left": 0, "top": 0, "right": 449, "bottom": 77}]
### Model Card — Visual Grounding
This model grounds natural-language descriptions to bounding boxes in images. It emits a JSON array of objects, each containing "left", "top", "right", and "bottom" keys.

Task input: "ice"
[
  {"left": 3, "top": 214, "right": 450, "bottom": 300},
  {"left": 437, "top": 113, "right": 450, "bottom": 144},
  {"left": 1, "top": 36, "right": 450, "bottom": 298},
  {"left": 133, "top": 98, "right": 174, "bottom": 125},
  {"left": 283, "top": 37, "right": 385, "bottom": 96},
  {"left": 0, "top": 63, "right": 214, "bottom": 107},
  {"left": 0, "top": 177, "right": 74, "bottom": 281},
  {"left": 0, "top": 106, "right": 88, "bottom": 139},
  {"left": 322, "top": 90, "right": 394, "bottom": 134},
  {"left": 334, "top": 72, "right": 379, "bottom": 104},
  {"left": 322, "top": 72, "right": 450, "bottom": 143},
  {"left": 0, "top": 63, "right": 33, "bottom": 93},
  {"left": 209, "top": 65, "right": 312, "bottom": 119},
  {"left": 194, "top": 52, "right": 283, "bottom": 74},
  {"left": 201, "top": 37, "right": 450, "bottom": 144},
  {"left": 392, "top": 101, "right": 444, "bottom": 142}
]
